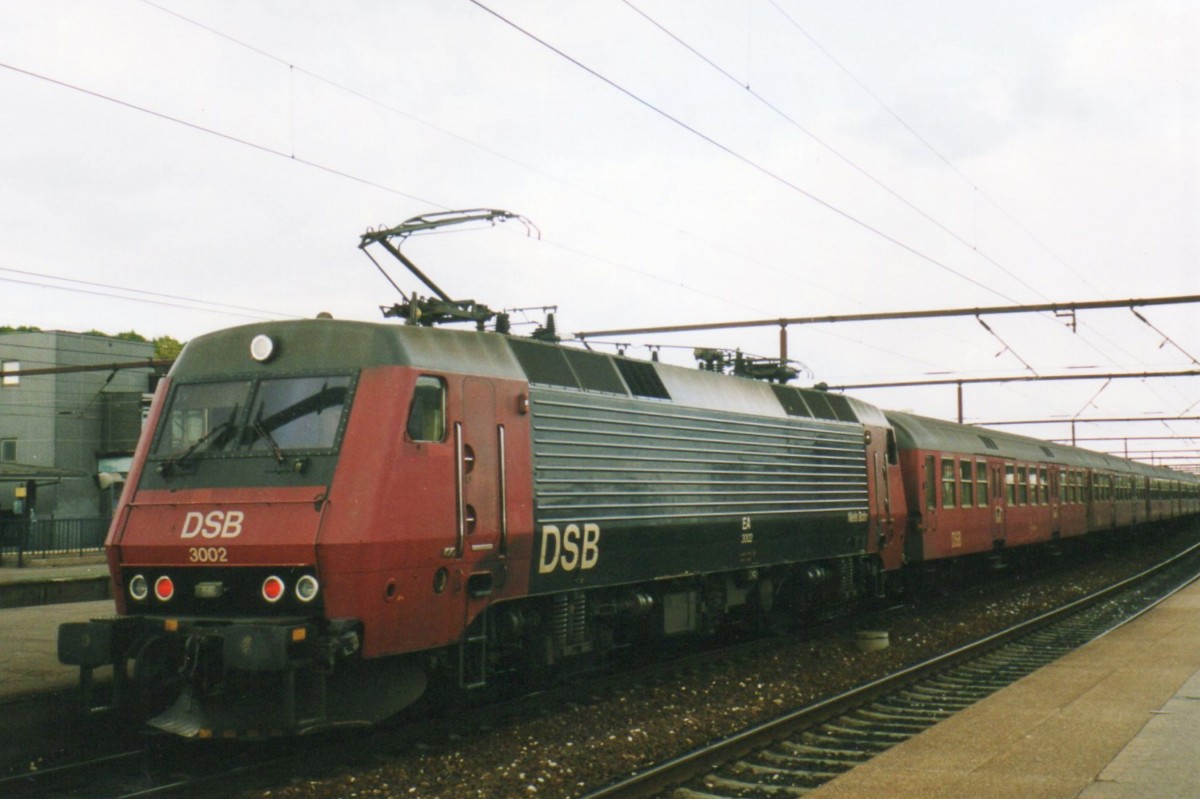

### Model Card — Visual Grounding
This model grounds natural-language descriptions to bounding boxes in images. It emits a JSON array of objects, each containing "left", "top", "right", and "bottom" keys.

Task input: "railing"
[{"left": 0, "top": 517, "right": 109, "bottom": 566}]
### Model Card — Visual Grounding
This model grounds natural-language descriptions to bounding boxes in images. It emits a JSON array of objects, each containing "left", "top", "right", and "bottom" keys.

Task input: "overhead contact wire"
[
  {"left": 621, "top": 0, "right": 1041, "bottom": 302},
  {"left": 764, "top": 0, "right": 1100, "bottom": 294},
  {"left": 466, "top": 0, "right": 1015, "bottom": 303}
]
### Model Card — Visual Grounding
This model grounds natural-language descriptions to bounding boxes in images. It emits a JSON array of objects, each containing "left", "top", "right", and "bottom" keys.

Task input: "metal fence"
[{"left": 0, "top": 517, "right": 109, "bottom": 566}]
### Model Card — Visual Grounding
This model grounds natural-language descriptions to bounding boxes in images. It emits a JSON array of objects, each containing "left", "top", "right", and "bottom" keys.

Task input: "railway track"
[
  {"left": 6, "top": 532, "right": 1197, "bottom": 798},
  {"left": 579, "top": 539, "right": 1200, "bottom": 799},
  {"left": 0, "top": 735, "right": 307, "bottom": 799}
]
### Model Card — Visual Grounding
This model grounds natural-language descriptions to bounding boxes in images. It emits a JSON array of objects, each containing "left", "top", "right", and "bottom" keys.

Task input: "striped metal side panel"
[{"left": 531, "top": 389, "right": 868, "bottom": 525}]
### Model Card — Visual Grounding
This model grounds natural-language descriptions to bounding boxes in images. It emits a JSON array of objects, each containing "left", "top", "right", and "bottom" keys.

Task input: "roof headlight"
[{"left": 250, "top": 334, "right": 276, "bottom": 363}]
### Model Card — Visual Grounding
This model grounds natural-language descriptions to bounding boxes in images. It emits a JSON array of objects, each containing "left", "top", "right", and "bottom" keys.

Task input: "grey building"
[{"left": 0, "top": 331, "right": 158, "bottom": 521}]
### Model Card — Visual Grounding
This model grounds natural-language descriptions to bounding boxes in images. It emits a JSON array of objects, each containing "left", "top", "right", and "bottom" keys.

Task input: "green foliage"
[
  {"left": 2, "top": 326, "right": 184, "bottom": 361},
  {"left": 153, "top": 336, "right": 184, "bottom": 361}
]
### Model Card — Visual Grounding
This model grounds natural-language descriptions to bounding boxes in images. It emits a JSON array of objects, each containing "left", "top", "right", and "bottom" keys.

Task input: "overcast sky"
[{"left": 2, "top": 0, "right": 1198, "bottom": 464}]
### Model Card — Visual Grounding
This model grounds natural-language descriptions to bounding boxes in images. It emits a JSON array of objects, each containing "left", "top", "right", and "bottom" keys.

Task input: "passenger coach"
[{"left": 887, "top": 410, "right": 1200, "bottom": 564}]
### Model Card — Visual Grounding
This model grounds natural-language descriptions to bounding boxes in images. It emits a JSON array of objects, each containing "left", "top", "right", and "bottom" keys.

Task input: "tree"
[{"left": 153, "top": 336, "right": 184, "bottom": 361}]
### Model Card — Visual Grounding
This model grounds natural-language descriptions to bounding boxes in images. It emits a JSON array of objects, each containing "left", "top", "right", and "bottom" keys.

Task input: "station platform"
[
  {"left": 0, "top": 560, "right": 114, "bottom": 699},
  {"left": 809, "top": 577, "right": 1200, "bottom": 799},
  {"left": 0, "top": 557, "right": 111, "bottom": 608},
  {"left": 0, "top": 599, "right": 112, "bottom": 700}
]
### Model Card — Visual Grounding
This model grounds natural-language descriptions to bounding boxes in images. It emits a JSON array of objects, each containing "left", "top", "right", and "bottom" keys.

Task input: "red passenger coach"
[{"left": 887, "top": 411, "right": 1199, "bottom": 564}]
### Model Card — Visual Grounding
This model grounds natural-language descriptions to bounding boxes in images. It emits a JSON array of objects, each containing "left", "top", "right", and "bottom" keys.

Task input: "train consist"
[
  {"left": 56, "top": 213, "right": 1200, "bottom": 737},
  {"left": 56, "top": 315, "right": 1200, "bottom": 737}
]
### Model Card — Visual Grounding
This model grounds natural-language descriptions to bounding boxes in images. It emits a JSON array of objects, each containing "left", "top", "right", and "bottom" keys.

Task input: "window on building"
[
  {"left": 0, "top": 439, "right": 15, "bottom": 462},
  {"left": 1, "top": 361, "right": 18, "bottom": 387}
]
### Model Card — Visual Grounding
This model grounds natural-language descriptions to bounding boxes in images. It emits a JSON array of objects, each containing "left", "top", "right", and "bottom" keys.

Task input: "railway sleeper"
[
  {"left": 733, "top": 758, "right": 843, "bottom": 784},
  {"left": 903, "top": 681, "right": 989, "bottom": 702},
  {"left": 747, "top": 751, "right": 856, "bottom": 776},
  {"left": 931, "top": 672, "right": 1017, "bottom": 690},
  {"left": 700, "top": 772, "right": 811, "bottom": 796},
  {"left": 801, "top": 729, "right": 894, "bottom": 751},
  {"left": 777, "top": 740, "right": 876, "bottom": 762},
  {"left": 954, "top": 659, "right": 1051, "bottom": 678},
  {"left": 842, "top": 712, "right": 932, "bottom": 734},
  {"left": 861, "top": 702, "right": 955, "bottom": 722},
  {"left": 819, "top": 720, "right": 913, "bottom": 742},
  {"left": 835, "top": 712, "right": 928, "bottom": 735}
]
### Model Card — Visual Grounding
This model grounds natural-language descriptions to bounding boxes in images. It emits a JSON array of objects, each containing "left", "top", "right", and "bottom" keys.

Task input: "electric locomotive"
[
  {"left": 58, "top": 313, "right": 911, "bottom": 736},
  {"left": 57, "top": 211, "right": 1200, "bottom": 737}
]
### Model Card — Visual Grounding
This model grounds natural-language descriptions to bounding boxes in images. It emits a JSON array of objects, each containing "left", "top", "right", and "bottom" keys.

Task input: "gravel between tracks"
[{"left": 245, "top": 531, "right": 1196, "bottom": 799}]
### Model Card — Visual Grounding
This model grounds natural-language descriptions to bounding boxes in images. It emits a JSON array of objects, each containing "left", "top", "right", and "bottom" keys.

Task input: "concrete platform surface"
[
  {"left": 0, "top": 599, "right": 114, "bottom": 699},
  {"left": 809, "top": 580, "right": 1200, "bottom": 799},
  {"left": 0, "top": 559, "right": 112, "bottom": 608}
]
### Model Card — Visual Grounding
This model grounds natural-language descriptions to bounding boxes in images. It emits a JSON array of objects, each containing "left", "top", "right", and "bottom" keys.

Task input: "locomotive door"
[
  {"left": 458, "top": 378, "right": 504, "bottom": 688},
  {"left": 460, "top": 378, "right": 501, "bottom": 562}
]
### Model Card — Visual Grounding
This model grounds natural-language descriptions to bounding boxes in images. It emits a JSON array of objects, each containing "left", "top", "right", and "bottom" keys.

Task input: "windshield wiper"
[
  {"left": 254, "top": 421, "right": 286, "bottom": 465},
  {"left": 156, "top": 405, "right": 237, "bottom": 472}
]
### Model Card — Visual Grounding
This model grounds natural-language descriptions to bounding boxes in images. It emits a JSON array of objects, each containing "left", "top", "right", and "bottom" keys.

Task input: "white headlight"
[
  {"left": 295, "top": 574, "right": 320, "bottom": 602},
  {"left": 250, "top": 334, "right": 276, "bottom": 362}
]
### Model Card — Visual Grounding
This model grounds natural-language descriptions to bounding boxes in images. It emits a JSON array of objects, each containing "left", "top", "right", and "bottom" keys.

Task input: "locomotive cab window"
[
  {"left": 152, "top": 375, "right": 354, "bottom": 460},
  {"left": 154, "top": 380, "right": 251, "bottom": 456},
  {"left": 407, "top": 376, "right": 446, "bottom": 442},
  {"left": 243, "top": 376, "right": 351, "bottom": 452}
]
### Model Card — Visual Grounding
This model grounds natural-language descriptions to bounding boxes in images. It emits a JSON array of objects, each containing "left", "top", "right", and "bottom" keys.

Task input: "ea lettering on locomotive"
[{"left": 55, "top": 212, "right": 1200, "bottom": 738}]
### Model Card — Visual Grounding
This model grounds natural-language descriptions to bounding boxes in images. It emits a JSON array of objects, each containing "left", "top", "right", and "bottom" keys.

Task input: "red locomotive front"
[{"left": 59, "top": 319, "right": 534, "bottom": 737}]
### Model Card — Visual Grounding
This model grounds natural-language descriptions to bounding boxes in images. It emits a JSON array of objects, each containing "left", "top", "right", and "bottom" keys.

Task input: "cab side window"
[{"left": 407, "top": 376, "right": 446, "bottom": 442}]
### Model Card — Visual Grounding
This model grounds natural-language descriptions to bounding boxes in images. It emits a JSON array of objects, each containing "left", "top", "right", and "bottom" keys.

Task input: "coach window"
[
  {"left": 941, "top": 457, "right": 957, "bottom": 508},
  {"left": 407, "top": 376, "right": 446, "bottom": 442},
  {"left": 1039, "top": 467, "right": 1049, "bottom": 505},
  {"left": 960, "top": 460, "right": 974, "bottom": 507},
  {"left": 0, "top": 438, "right": 15, "bottom": 462},
  {"left": 976, "top": 461, "right": 989, "bottom": 505},
  {"left": 1005, "top": 465, "right": 1016, "bottom": 504},
  {"left": 1017, "top": 466, "right": 1029, "bottom": 505},
  {"left": 1, "top": 361, "right": 17, "bottom": 387},
  {"left": 924, "top": 456, "right": 936, "bottom": 510}
]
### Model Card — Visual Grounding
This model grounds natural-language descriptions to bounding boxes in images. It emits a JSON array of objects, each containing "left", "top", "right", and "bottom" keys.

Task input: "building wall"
[{"left": 0, "top": 331, "right": 156, "bottom": 519}]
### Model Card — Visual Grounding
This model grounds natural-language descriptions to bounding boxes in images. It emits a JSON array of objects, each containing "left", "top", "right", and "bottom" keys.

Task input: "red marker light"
[
  {"left": 154, "top": 575, "right": 175, "bottom": 601},
  {"left": 262, "top": 576, "right": 285, "bottom": 603}
]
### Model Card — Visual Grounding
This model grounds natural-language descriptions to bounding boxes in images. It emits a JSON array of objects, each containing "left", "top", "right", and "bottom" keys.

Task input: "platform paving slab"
[{"left": 0, "top": 599, "right": 114, "bottom": 699}]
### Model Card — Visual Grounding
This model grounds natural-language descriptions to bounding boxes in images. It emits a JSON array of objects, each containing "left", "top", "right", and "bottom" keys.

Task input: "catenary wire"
[
  {"left": 763, "top": 0, "right": 1101, "bottom": 296},
  {"left": 620, "top": 0, "right": 1047, "bottom": 303},
  {"left": 465, "top": 0, "right": 1020, "bottom": 304}
]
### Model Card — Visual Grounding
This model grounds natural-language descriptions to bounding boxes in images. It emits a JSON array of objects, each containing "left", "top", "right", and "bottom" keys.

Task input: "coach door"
[{"left": 990, "top": 463, "right": 1006, "bottom": 547}]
